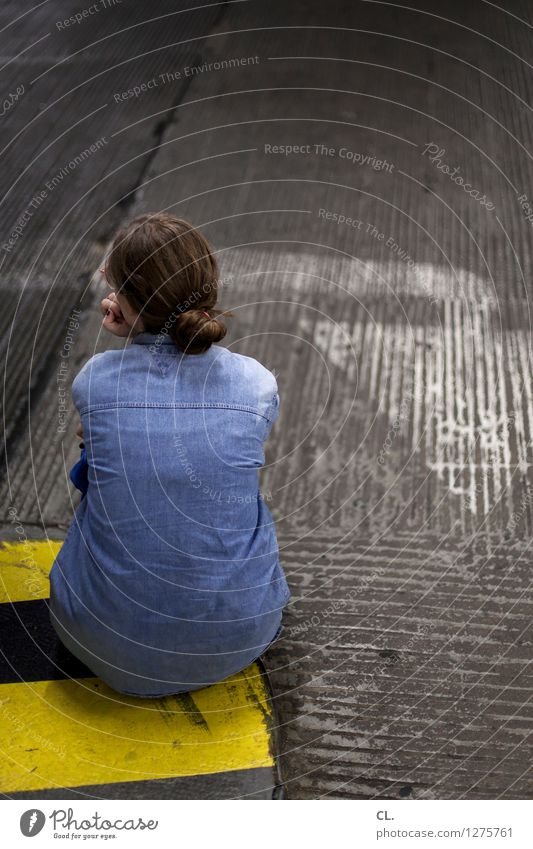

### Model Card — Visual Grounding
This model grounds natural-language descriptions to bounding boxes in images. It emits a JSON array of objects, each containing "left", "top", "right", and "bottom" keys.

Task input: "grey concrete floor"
[{"left": 1, "top": 0, "right": 532, "bottom": 798}]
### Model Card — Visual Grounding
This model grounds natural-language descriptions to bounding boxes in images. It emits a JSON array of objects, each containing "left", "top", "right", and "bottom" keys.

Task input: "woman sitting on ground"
[{"left": 50, "top": 211, "right": 290, "bottom": 697}]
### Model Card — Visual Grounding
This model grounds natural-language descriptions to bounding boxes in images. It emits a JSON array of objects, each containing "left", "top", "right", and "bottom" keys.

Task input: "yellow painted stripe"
[
  {"left": 0, "top": 664, "right": 274, "bottom": 793},
  {"left": 0, "top": 540, "right": 61, "bottom": 603},
  {"left": 0, "top": 541, "right": 275, "bottom": 793}
]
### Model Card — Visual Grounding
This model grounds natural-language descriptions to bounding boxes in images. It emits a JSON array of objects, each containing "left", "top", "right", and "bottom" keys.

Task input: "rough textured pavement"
[{"left": 1, "top": 0, "right": 532, "bottom": 798}]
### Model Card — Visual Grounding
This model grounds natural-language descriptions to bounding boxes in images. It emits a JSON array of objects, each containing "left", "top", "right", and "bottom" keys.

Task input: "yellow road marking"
[
  {"left": 0, "top": 540, "right": 275, "bottom": 792},
  {"left": 0, "top": 540, "right": 60, "bottom": 603},
  {"left": 0, "top": 666, "right": 274, "bottom": 793}
]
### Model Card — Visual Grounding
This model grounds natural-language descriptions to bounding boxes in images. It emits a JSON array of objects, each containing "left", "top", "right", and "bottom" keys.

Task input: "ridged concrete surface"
[{"left": 271, "top": 528, "right": 532, "bottom": 799}]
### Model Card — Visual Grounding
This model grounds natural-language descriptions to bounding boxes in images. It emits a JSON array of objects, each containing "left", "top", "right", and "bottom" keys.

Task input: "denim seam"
[
  {"left": 79, "top": 401, "right": 270, "bottom": 421},
  {"left": 263, "top": 392, "right": 279, "bottom": 425}
]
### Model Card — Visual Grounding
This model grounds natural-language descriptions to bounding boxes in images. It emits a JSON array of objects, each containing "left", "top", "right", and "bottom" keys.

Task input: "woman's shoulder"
[
  {"left": 72, "top": 351, "right": 107, "bottom": 387},
  {"left": 71, "top": 349, "right": 127, "bottom": 409},
  {"left": 213, "top": 346, "right": 277, "bottom": 388},
  {"left": 211, "top": 348, "right": 279, "bottom": 421}
]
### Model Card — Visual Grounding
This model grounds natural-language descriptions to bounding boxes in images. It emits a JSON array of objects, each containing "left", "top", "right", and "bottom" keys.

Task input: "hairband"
[{"left": 175, "top": 305, "right": 211, "bottom": 318}]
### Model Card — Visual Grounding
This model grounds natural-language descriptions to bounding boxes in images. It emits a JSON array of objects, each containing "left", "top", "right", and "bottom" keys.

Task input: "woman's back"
[
  {"left": 49, "top": 212, "right": 290, "bottom": 696},
  {"left": 51, "top": 337, "right": 289, "bottom": 696}
]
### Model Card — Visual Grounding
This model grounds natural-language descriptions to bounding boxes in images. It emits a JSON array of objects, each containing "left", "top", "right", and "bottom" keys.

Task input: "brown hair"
[{"left": 106, "top": 212, "right": 230, "bottom": 354}]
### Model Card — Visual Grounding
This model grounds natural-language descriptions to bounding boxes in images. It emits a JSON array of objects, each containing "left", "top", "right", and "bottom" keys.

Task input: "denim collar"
[{"left": 132, "top": 331, "right": 176, "bottom": 346}]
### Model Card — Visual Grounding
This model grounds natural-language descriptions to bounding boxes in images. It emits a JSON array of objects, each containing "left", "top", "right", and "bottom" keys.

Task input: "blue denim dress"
[{"left": 49, "top": 332, "right": 290, "bottom": 696}]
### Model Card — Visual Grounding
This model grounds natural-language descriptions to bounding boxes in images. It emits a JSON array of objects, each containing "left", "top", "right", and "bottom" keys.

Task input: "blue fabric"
[
  {"left": 69, "top": 447, "right": 89, "bottom": 496},
  {"left": 50, "top": 333, "right": 290, "bottom": 696}
]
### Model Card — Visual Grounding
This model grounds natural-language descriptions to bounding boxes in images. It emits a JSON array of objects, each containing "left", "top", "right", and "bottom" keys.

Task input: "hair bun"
[{"left": 170, "top": 307, "right": 228, "bottom": 354}]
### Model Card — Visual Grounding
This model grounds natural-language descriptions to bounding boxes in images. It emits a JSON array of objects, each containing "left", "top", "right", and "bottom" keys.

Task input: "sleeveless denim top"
[{"left": 49, "top": 332, "right": 290, "bottom": 696}]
